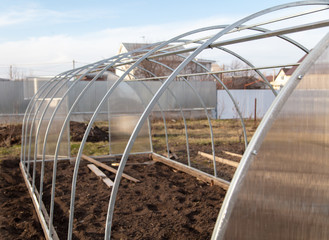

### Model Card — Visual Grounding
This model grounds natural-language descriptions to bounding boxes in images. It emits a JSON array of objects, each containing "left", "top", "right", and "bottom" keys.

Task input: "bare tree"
[{"left": 217, "top": 60, "right": 265, "bottom": 89}]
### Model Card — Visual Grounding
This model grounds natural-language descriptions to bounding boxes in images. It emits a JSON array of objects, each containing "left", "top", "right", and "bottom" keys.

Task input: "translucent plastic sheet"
[
  {"left": 222, "top": 41, "right": 329, "bottom": 239},
  {"left": 108, "top": 80, "right": 152, "bottom": 154},
  {"left": 33, "top": 80, "right": 70, "bottom": 159}
]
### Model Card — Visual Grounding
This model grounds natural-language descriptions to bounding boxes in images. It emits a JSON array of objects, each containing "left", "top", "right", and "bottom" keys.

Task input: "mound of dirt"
[
  {"left": 0, "top": 124, "right": 22, "bottom": 147},
  {"left": 0, "top": 122, "right": 109, "bottom": 147},
  {"left": 70, "top": 121, "right": 109, "bottom": 142}
]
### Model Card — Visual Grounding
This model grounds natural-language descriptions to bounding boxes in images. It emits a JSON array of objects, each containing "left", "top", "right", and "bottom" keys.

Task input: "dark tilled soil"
[
  {"left": 0, "top": 124, "right": 22, "bottom": 147},
  {"left": 0, "top": 157, "right": 44, "bottom": 240},
  {"left": 69, "top": 121, "right": 109, "bottom": 142},
  {"left": 1, "top": 156, "right": 227, "bottom": 240},
  {"left": 0, "top": 122, "right": 109, "bottom": 147}
]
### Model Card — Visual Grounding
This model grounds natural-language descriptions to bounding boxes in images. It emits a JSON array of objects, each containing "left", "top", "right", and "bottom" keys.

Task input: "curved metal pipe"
[
  {"left": 21, "top": 75, "right": 60, "bottom": 165},
  {"left": 21, "top": 74, "right": 69, "bottom": 168},
  {"left": 103, "top": 2, "right": 329, "bottom": 239},
  {"left": 67, "top": 25, "right": 229, "bottom": 240},
  {"left": 146, "top": 58, "right": 215, "bottom": 171},
  {"left": 47, "top": 54, "right": 132, "bottom": 238},
  {"left": 113, "top": 66, "right": 172, "bottom": 158},
  {"left": 37, "top": 60, "right": 119, "bottom": 216},
  {"left": 28, "top": 68, "right": 88, "bottom": 193},
  {"left": 25, "top": 73, "right": 74, "bottom": 178}
]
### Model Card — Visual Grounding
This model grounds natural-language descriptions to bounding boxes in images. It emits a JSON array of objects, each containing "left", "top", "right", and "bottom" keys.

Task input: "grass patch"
[
  {"left": 0, "top": 144, "right": 21, "bottom": 160},
  {"left": 71, "top": 141, "right": 109, "bottom": 156}
]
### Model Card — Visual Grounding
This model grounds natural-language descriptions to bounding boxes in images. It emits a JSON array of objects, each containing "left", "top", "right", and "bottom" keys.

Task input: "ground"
[{"left": 0, "top": 119, "right": 258, "bottom": 239}]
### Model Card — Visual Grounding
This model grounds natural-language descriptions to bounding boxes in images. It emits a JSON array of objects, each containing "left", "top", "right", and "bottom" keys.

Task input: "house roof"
[
  {"left": 119, "top": 42, "right": 188, "bottom": 58},
  {"left": 279, "top": 53, "right": 308, "bottom": 76},
  {"left": 120, "top": 43, "right": 151, "bottom": 52}
]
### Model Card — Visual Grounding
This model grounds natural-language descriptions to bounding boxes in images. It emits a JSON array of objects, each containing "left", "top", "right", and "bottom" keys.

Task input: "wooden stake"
[
  {"left": 198, "top": 151, "right": 239, "bottom": 168},
  {"left": 81, "top": 154, "right": 140, "bottom": 183},
  {"left": 222, "top": 151, "right": 243, "bottom": 158},
  {"left": 87, "top": 164, "right": 114, "bottom": 188},
  {"left": 152, "top": 153, "right": 230, "bottom": 190}
]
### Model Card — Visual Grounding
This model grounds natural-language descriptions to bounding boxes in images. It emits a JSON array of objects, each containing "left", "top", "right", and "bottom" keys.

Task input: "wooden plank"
[
  {"left": 222, "top": 150, "right": 243, "bottom": 158},
  {"left": 102, "top": 178, "right": 114, "bottom": 188},
  {"left": 87, "top": 164, "right": 107, "bottom": 178},
  {"left": 81, "top": 154, "right": 140, "bottom": 183},
  {"left": 151, "top": 153, "right": 230, "bottom": 190},
  {"left": 111, "top": 161, "right": 155, "bottom": 167},
  {"left": 198, "top": 151, "right": 239, "bottom": 168},
  {"left": 87, "top": 164, "right": 114, "bottom": 188}
]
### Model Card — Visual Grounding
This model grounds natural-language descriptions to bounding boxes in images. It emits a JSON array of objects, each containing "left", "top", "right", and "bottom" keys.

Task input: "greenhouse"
[{"left": 20, "top": 1, "right": 329, "bottom": 239}]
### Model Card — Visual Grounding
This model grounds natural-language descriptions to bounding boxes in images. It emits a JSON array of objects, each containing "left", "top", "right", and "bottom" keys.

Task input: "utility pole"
[
  {"left": 73, "top": 60, "right": 76, "bottom": 69},
  {"left": 9, "top": 65, "right": 13, "bottom": 80}
]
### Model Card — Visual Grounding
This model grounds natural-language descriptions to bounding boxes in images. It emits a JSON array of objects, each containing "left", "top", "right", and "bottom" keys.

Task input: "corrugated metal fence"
[
  {"left": 0, "top": 81, "right": 277, "bottom": 123},
  {"left": 217, "top": 89, "right": 277, "bottom": 119}
]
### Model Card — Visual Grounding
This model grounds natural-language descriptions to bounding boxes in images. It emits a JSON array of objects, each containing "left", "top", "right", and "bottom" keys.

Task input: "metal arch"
[
  {"left": 103, "top": 2, "right": 329, "bottom": 239},
  {"left": 21, "top": 75, "right": 62, "bottom": 164},
  {"left": 34, "top": 69, "right": 92, "bottom": 191},
  {"left": 68, "top": 24, "right": 235, "bottom": 240},
  {"left": 24, "top": 55, "right": 115, "bottom": 236},
  {"left": 27, "top": 67, "right": 92, "bottom": 193},
  {"left": 212, "top": 31, "right": 329, "bottom": 240},
  {"left": 132, "top": 64, "right": 191, "bottom": 164},
  {"left": 248, "top": 25, "right": 310, "bottom": 53},
  {"left": 150, "top": 48, "right": 248, "bottom": 149},
  {"left": 27, "top": 47, "right": 136, "bottom": 175},
  {"left": 22, "top": 68, "right": 83, "bottom": 171},
  {"left": 24, "top": 72, "right": 76, "bottom": 175},
  {"left": 48, "top": 45, "right": 159, "bottom": 238},
  {"left": 145, "top": 57, "right": 218, "bottom": 175},
  {"left": 178, "top": 24, "right": 310, "bottom": 94},
  {"left": 114, "top": 22, "right": 313, "bottom": 154},
  {"left": 113, "top": 65, "right": 174, "bottom": 158},
  {"left": 46, "top": 53, "right": 134, "bottom": 238},
  {"left": 113, "top": 66, "right": 172, "bottom": 159},
  {"left": 37, "top": 57, "right": 126, "bottom": 219},
  {"left": 145, "top": 48, "right": 249, "bottom": 173},
  {"left": 19, "top": 2, "right": 329, "bottom": 239},
  {"left": 172, "top": 22, "right": 313, "bottom": 150},
  {"left": 21, "top": 73, "right": 69, "bottom": 167}
]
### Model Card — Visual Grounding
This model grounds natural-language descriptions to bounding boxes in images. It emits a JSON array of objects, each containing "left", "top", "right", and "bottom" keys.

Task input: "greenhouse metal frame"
[{"left": 20, "top": 1, "right": 329, "bottom": 239}]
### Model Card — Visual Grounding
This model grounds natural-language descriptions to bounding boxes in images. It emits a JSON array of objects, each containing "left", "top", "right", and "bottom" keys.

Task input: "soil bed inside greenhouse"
[
  {"left": 1, "top": 155, "right": 228, "bottom": 240},
  {"left": 0, "top": 119, "right": 255, "bottom": 239}
]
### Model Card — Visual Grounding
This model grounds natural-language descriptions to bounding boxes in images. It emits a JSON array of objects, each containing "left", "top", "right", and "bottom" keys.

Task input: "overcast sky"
[{"left": 0, "top": 0, "right": 327, "bottom": 78}]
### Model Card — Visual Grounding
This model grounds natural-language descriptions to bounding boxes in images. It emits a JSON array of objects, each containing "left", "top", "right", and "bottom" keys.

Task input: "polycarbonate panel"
[
  {"left": 25, "top": 80, "right": 59, "bottom": 161},
  {"left": 222, "top": 42, "right": 329, "bottom": 239},
  {"left": 108, "top": 80, "right": 151, "bottom": 154},
  {"left": 34, "top": 83, "right": 70, "bottom": 159}
]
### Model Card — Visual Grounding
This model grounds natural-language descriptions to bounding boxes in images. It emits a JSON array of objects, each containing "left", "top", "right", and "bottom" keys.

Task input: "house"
[
  {"left": 116, "top": 42, "right": 215, "bottom": 81},
  {"left": 271, "top": 54, "right": 307, "bottom": 90},
  {"left": 271, "top": 67, "right": 295, "bottom": 90}
]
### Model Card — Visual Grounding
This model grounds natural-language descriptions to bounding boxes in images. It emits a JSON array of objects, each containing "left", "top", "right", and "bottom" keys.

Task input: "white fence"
[{"left": 217, "top": 89, "right": 277, "bottom": 119}]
